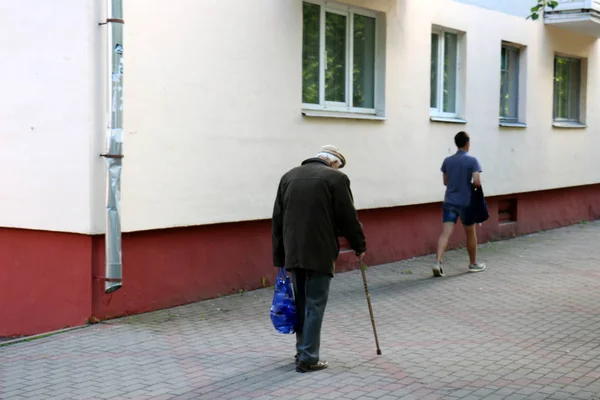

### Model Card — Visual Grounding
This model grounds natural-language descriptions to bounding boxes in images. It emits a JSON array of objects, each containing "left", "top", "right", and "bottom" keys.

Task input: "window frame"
[
  {"left": 499, "top": 43, "right": 521, "bottom": 123},
  {"left": 302, "top": 0, "right": 379, "bottom": 115},
  {"left": 430, "top": 26, "right": 461, "bottom": 119},
  {"left": 553, "top": 55, "right": 581, "bottom": 123}
]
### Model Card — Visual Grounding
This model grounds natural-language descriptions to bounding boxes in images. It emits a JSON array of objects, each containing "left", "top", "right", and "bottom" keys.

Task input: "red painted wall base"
[
  {"left": 91, "top": 184, "right": 600, "bottom": 321},
  {"left": 2, "top": 184, "right": 600, "bottom": 336},
  {"left": 0, "top": 230, "right": 91, "bottom": 337}
]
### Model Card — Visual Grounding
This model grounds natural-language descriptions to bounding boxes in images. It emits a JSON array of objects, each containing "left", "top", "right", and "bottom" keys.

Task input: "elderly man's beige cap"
[{"left": 321, "top": 145, "right": 346, "bottom": 168}]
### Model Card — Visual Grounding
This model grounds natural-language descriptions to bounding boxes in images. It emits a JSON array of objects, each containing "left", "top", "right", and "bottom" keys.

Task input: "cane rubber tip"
[{"left": 377, "top": 350, "right": 382, "bottom": 355}]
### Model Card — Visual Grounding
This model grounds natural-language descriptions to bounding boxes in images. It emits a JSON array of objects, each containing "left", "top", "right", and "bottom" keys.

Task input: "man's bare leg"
[
  {"left": 436, "top": 222, "right": 455, "bottom": 263},
  {"left": 464, "top": 224, "right": 477, "bottom": 264},
  {"left": 433, "top": 222, "right": 455, "bottom": 277}
]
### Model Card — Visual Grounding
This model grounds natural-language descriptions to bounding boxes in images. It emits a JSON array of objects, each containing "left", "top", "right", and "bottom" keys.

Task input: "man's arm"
[
  {"left": 441, "top": 159, "right": 448, "bottom": 186},
  {"left": 272, "top": 179, "right": 285, "bottom": 267},
  {"left": 472, "top": 172, "right": 481, "bottom": 187},
  {"left": 472, "top": 157, "right": 483, "bottom": 187},
  {"left": 333, "top": 175, "right": 366, "bottom": 255}
]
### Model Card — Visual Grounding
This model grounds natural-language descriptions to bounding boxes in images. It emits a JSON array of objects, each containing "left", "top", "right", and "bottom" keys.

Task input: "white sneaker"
[
  {"left": 433, "top": 262, "right": 445, "bottom": 277},
  {"left": 468, "top": 262, "right": 486, "bottom": 273}
]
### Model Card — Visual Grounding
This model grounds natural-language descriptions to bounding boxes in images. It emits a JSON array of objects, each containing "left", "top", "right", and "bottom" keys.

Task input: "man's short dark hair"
[{"left": 454, "top": 131, "right": 470, "bottom": 148}]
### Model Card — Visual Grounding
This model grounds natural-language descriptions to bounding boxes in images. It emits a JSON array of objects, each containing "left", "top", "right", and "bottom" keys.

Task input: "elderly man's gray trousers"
[{"left": 290, "top": 269, "right": 332, "bottom": 365}]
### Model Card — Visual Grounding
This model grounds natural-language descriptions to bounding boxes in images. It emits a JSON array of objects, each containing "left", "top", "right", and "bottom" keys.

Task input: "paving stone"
[{"left": 1, "top": 222, "right": 600, "bottom": 399}]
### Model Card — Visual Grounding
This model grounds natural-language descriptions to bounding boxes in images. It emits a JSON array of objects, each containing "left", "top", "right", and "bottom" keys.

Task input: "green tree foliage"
[
  {"left": 302, "top": 3, "right": 320, "bottom": 104},
  {"left": 527, "top": 0, "right": 559, "bottom": 20},
  {"left": 325, "top": 13, "right": 347, "bottom": 103},
  {"left": 302, "top": 4, "right": 375, "bottom": 108}
]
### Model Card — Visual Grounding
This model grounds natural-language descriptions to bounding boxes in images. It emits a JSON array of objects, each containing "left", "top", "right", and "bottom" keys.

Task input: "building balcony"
[{"left": 544, "top": 0, "right": 600, "bottom": 37}]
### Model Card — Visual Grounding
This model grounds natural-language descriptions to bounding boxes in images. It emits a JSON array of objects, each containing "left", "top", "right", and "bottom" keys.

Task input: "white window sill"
[
  {"left": 302, "top": 110, "right": 386, "bottom": 121},
  {"left": 552, "top": 121, "right": 586, "bottom": 129},
  {"left": 430, "top": 116, "right": 467, "bottom": 124},
  {"left": 499, "top": 121, "right": 527, "bottom": 128}
]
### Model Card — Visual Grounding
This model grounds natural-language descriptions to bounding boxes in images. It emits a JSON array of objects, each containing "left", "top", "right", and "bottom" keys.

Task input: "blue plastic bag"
[{"left": 270, "top": 268, "right": 297, "bottom": 334}]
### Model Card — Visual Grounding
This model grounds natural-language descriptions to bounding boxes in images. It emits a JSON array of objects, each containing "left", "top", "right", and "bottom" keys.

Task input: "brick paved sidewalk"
[{"left": 2, "top": 222, "right": 600, "bottom": 400}]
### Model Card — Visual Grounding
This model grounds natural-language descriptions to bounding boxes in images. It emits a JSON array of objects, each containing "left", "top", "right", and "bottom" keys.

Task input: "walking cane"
[{"left": 360, "top": 260, "right": 382, "bottom": 355}]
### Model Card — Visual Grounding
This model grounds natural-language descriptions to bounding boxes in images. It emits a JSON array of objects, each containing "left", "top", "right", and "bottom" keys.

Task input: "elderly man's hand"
[{"left": 357, "top": 252, "right": 366, "bottom": 263}]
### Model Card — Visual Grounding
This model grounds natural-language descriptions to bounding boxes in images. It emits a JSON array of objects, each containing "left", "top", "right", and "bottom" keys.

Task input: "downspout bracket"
[
  {"left": 100, "top": 154, "right": 125, "bottom": 159},
  {"left": 99, "top": 18, "right": 125, "bottom": 26}
]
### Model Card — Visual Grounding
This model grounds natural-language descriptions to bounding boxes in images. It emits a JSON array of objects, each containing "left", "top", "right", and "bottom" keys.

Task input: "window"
[
  {"left": 553, "top": 56, "right": 581, "bottom": 122},
  {"left": 430, "top": 28, "right": 459, "bottom": 117},
  {"left": 500, "top": 45, "right": 520, "bottom": 121},
  {"left": 302, "top": 1, "right": 384, "bottom": 116}
]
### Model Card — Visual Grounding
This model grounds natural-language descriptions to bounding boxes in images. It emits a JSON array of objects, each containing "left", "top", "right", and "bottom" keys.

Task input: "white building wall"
[
  {"left": 451, "top": 0, "right": 537, "bottom": 18},
  {"left": 115, "top": 0, "right": 600, "bottom": 233},
  {"left": 2, "top": 0, "right": 598, "bottom": 234},
  {"left": 0, "top": 0, "right": 101, "bottom": 234}
]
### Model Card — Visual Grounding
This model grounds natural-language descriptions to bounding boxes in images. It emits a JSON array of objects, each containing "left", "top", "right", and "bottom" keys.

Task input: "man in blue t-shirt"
[{"left": 433, "top": 131, "right": 486, "bottom": 277}]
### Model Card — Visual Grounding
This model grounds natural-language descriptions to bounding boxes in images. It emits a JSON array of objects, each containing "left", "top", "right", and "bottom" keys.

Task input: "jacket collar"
[{"left": 301, "top": 158, "right": 329, "bottom": 167}]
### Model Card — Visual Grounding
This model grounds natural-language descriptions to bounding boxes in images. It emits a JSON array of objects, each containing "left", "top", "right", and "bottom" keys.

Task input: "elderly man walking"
[{"left": 272, "top": 145, "right": 366, "bottom": 373}]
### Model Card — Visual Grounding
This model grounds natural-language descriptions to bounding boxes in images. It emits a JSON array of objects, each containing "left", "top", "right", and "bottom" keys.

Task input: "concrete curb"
[{"left": 0, "top": 325, "right": 89, "bottom": 348}]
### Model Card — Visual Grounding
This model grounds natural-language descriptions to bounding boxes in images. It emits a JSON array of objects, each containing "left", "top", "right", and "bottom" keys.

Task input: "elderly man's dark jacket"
[{"left": 272, "top": 158, "right": 366, "bottom": 276}]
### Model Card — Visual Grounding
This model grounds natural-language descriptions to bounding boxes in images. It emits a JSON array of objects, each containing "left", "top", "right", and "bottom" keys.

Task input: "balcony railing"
[{"left": 545, "top": 0, "right": 600, "bottom": 37}]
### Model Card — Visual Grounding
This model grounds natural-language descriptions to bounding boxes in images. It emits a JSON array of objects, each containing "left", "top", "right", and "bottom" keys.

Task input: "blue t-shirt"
[{"left": 441, "top": 151, "right": 482, "bottom": 207}]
